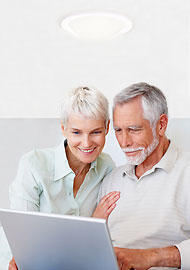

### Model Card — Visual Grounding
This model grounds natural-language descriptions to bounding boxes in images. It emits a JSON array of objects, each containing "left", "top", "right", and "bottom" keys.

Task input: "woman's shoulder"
[
  {"left": 96, "top": 152, "right": 116, "bottom": 168},
  {"left": 97, "top": 151, "right": 113, "bottom": 161},
  {"left": 18, "top": 145, "right": 57, "bottom": 170}
]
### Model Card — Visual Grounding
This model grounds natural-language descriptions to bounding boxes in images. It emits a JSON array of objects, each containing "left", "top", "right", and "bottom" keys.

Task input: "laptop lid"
[{"left": 0, "top": 209, "right": 118, "bottom": 270}]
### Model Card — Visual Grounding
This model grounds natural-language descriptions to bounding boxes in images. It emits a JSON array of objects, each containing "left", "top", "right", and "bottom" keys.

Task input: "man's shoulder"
[
  {"left": 175, "top": 149, "right": 190, "bottom": 171},
  {"left": 102, "top": 164, "right": 127, "bottom": 182},
  {"left": 178, "top": 148, "right": 190, "bottom": 159},
  {"left": 162, "top": 142, "right": 190, "bottom": 172},
  {"left": 99, "top": 164, "right": 127, "bottom": 196},
  {"left": 175, "top": 147, "right": 190, "bottom": 164}
]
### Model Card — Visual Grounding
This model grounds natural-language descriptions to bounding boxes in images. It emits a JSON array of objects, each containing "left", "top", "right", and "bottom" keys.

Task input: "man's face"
[{"left": 113, "top": 97, "right": 159, "bottom": 165}]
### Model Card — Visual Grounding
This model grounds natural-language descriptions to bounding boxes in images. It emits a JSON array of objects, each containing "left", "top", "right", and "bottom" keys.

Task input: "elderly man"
[{"left": 99, "top": 82, "right": 190, "bottom": 270}]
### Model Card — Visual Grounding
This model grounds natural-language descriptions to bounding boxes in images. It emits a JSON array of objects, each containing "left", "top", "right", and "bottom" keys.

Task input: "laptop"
[{"left": 0, "top": 209, "right": 118, "bottom": 270}]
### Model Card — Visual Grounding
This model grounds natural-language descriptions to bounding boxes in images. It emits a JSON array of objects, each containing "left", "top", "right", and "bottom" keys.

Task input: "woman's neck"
[{"left": 65, "top": 145, "right": 90, "bottom": 175}]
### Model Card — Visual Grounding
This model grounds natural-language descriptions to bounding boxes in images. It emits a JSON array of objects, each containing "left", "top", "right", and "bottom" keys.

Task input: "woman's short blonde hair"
[{"left": 61, "top": 86, "right": 109, "bottom": 128}]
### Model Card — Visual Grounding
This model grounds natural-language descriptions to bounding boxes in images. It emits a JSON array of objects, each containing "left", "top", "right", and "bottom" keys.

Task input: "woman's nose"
[{"left": 82, "top": 135, "right": 92, "bottom": 147}]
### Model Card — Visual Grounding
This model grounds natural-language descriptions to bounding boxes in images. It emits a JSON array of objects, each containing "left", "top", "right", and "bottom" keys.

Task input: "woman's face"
[{"left": 62, "top": 113, "right": 109, "bottom": 164}]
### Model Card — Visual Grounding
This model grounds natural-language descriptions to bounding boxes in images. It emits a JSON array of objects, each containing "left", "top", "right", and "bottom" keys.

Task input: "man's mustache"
[{"left": 121, "top": 147, "right": 144, "bottom": 153}]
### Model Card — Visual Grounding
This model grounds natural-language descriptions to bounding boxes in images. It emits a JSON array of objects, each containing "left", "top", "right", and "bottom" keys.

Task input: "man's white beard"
[{"left": 122, "top": 133, "right": 159, "bottom": 166}]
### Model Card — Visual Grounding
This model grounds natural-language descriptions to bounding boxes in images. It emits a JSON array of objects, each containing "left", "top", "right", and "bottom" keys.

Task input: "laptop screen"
[{"left": 0, "top": 209, "right": 118, "bottom": 270}]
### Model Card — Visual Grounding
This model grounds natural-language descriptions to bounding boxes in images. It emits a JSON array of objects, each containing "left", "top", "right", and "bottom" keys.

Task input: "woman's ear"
[
  {"left": 105, "top": 120, "right": 110, "bottom": 135},
  {"left": 60, "top": 120, "right": 66, "bottom": 137},
  {"left": 157, "top": 114, "right": 168, "bottom": 136}
]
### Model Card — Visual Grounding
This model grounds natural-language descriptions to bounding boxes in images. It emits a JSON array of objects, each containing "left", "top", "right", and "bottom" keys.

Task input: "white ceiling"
[{"left": 0, "top": 0, "right": 189, "bottom": 118}]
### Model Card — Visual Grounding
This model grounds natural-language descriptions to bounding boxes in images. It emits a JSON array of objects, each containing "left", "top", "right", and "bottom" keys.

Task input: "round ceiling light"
[{"left": 60, "top": 11, "right": 133, "bottom": 41}]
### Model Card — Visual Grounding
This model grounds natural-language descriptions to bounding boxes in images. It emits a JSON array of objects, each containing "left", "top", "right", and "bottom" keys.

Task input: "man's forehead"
[
  {"left": 113, "top": 102, "right": 144, "bottom": 119},
  {"left": 114, "top": 96, "right": 142, "bottom": 107},
  {"left": 114, "top": 98, "right": 143, "bottom": 112},
  {"left": 113, "top": 107, "right": 151, "bottom": 128}
]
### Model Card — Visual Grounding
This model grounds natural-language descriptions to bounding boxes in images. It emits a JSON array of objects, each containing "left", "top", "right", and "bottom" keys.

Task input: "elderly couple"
[{"left": 9, "top": 83, "right": 190, "bottom": 270}]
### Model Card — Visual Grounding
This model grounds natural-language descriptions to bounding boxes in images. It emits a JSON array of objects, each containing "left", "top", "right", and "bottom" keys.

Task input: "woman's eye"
[
  {"left": 72, "top": 131, "right": 80, "bottom": 135},
  {"left": 93, "top": 131, "right": 102, "bottom": 134}
]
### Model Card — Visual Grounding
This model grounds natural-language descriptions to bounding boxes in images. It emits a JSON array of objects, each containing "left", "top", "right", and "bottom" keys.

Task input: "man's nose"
[{"left": 120, "top": 131, "right": 133, "bottom": 148}]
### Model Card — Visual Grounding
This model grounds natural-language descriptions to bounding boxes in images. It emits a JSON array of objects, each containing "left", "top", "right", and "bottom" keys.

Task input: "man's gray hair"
[
  {"left": 61, "top": 86, "right": 109, "bottom": 127},
  {"left": 113, "top": 82, "right": 168, "bottom": 125}
]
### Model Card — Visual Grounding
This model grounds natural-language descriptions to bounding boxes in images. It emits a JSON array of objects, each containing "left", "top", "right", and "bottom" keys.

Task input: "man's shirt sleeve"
[{"left": 175, "top": 239, "right": 190, "bottom": 270}]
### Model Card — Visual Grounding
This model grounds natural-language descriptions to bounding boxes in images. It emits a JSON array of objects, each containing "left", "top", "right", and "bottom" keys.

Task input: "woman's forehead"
[{"left": 67, "top": 113, "right": 105, "bottom": 128}]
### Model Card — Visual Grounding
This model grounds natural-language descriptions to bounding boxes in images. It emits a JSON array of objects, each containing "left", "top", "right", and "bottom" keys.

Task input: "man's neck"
[{"left": 135, "top": 137, "right": 170, "bottom": 179}]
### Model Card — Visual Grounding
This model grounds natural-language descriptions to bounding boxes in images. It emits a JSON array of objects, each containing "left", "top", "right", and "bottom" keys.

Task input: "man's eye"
[
  {"left": 129, "top": 128, "right": 141, "bottom": 133},
  {"left": 93, "top": 131, "right": 102, "bottom": 134},
  {"left": 114, "top": 129, "right": 121, "bottom": 132}
]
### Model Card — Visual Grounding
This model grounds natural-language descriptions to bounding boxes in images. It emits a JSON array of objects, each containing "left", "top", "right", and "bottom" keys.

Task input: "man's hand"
[
  {"left": 9, "top": 257, "right": 18, "bottom": 270},
  {"left": 114, "top": 247, "right": 152, "bottom": 270},
  {"left": 114, "top": 246, "right": 181, "bottom": 270},
  {"left": 92, "top": 191, "right": 120, "bottom": 219}
]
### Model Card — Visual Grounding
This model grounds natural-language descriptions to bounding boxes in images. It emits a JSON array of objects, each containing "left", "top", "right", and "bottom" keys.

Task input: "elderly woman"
[{"left": 9, "top": 86, "right": 120, "bottom": 270}]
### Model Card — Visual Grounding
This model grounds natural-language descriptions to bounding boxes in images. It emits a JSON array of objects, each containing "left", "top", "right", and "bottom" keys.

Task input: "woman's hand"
[
  {"left": 9, "top": 257, "right": 18, "bottom": 270},
  {"left": 92, "top": 191, "right": 120, "bottom": 220}
]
